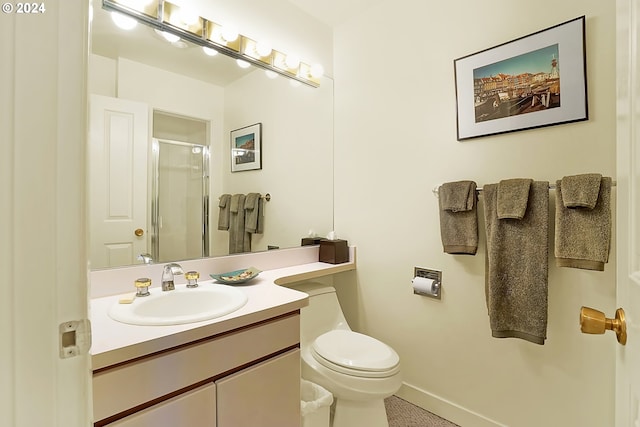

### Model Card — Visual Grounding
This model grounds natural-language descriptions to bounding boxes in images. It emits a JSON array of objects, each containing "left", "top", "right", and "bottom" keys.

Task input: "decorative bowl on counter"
[{"left": 210, "top": 267, "right": 261, "bottom": 284}]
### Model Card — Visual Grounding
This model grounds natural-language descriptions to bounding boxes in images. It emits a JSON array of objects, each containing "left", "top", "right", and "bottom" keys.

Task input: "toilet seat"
[{"left": 311, "top": 330, "right": 400, "bottom": 378}]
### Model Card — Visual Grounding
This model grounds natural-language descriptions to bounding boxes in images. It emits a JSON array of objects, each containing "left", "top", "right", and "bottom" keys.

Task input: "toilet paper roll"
[{"left": 412, "top": 276, "right": 439, "bottom": 296}]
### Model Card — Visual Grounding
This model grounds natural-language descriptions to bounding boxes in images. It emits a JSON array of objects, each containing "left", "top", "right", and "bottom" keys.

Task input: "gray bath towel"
[
  {"left": 438, "top": 181, "right": 478, "bottom": 255},
  {"left": 555, "top": 176, "right": 611, "bottom": 271},
  {"left": 483, "top": 181, "right": 549, "bottom": 345},
  {"left": 229, "top": 194, "right": 250, "bottom": 254},
  {"left": 561, "top": 173, "right": 602, "bottom": 209},
  {"left": 218, "top": 194, "right": 231, "bottom": 231},
  {"left": 497, "top": 178, "right": 532, "bottom": 219}
]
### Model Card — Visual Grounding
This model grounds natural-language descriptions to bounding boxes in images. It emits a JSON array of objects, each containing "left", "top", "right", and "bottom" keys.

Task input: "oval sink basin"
[{"left": 108, "top": 284, "right": 248, "bottom": 326}]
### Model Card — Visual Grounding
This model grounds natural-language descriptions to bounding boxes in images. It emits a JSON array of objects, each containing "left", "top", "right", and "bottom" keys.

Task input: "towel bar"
[
  {"left": 432, "top": 181, "right": 617, "bottom": 198},
  {"left": 218, "top": 193, "right": 271, "bottom": 201}
]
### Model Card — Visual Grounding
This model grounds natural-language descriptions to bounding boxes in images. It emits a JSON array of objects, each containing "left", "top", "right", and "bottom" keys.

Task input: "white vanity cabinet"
[{"left": 92, "top": 312, "right": 301, "bottom": 426}]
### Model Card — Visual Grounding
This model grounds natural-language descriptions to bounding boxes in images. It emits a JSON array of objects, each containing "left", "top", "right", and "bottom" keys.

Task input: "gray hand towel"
[
  {"left": 230, "top": 194, "right": 241, "bottom": 213},
  {"left": 229, "top": 194, "right": 248, "bottom": 254},
  {"left": 555, "top": 177, "right": 611, "bottom": 271},
  {"left": 440, "top": 180, "right": 476, "bottom": 212},
  {"left": 497, "top": 178, "right": 532, "bottom": 219},
  {"left": 244, "top": 193, "right": 261, "bottom": 234},
  {"left": 438, "top": 181, "right": 478, "bottom": 255},
  {"left": 218, "top": 194, "right": 231, "bottom": 231},
  {"left": 561, "top": 173, "right": 602, "bottom": 209},
  {"left": 483, "top": 181, "right": 549, "bottom": 345}
]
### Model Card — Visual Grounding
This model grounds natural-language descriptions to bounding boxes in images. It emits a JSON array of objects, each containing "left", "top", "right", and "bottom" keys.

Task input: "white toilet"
[{"left": 291, "top": 282, "right": 402, "bottom": 427}]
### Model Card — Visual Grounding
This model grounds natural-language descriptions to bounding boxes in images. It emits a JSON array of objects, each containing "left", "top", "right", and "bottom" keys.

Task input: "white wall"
[{"left": 333, "top": 1, "right": 616, "bottom": 427}]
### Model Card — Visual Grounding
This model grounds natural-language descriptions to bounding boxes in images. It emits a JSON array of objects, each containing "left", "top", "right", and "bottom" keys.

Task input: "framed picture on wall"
[
  {"left": 454, "top": 16, "right": 587, "bottom": 141},
  {"left": 230, "top": 123, "right": 262, "bottom": 172}
]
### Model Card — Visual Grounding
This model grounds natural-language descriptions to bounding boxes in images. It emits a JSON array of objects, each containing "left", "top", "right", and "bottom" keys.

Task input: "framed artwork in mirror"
[
  {"left": 231, "top": 123, "right": 262, "bottom": 172},
  {"left": 454, "top": 16, "right": 587, "bottom": 141}
]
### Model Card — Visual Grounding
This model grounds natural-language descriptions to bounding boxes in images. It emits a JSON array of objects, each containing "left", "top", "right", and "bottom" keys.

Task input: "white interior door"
[
  {"left": 616, "top": 1, "right": 640, "bottom": 425},
  {"left": 89, "top": 94, "right": 149, "bottom": 269},
  {"left": 2, "top": 1, "right": 91, "bottom": 426}
]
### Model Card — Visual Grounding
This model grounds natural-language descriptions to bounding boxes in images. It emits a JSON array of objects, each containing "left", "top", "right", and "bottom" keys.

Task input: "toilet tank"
[{"left": 289, "top": 282, "right": 350, "bottom": 345}]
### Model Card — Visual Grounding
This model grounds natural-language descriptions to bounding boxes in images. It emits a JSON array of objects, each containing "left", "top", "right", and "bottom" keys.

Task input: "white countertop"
[{"left": 90, "top": 258, "right": 355, "bottom": 371}]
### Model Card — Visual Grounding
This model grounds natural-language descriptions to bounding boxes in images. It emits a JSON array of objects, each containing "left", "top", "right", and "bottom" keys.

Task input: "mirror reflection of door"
[
  {"left": 89, "top": 94, "right": 149, "bottom": 269},
  {"left": 89, "top": 97, "right": 211, "bottom": 268},
  {"left": 152, "top": 138, "right": 209, "bottom": 263}
]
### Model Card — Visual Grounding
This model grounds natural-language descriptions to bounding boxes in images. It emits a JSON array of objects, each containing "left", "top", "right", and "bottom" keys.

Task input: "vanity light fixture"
[
  {"left": 103, "top": 0, "right": 322, "bottom": 87},
  {"left": 110, "top": 0, "right": 157, "bottom": 19}
]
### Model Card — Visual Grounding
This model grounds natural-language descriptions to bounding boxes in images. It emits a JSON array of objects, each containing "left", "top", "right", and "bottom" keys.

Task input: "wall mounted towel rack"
[
  {"left": 432, "top": 182, "right": 617, "bottom": 198},
  {"left": 218, "top": 193, "right": 271, "bottom": 201}
]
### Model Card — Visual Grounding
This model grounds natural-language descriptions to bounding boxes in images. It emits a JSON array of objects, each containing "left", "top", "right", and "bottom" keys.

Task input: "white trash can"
[{"left": 301, "top": 379, "right": 333, "bottom": 427}]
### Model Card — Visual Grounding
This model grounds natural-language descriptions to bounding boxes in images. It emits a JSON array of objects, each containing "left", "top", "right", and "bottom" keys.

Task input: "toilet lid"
[{"left": 312, "top": 330, "right": 400, "bottom": 372}]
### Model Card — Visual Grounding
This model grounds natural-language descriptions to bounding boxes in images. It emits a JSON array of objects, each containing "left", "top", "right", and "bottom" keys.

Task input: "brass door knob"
[
  {"left": 134, "top": 228, "right": 144, "bottom": 237},
  {"left": 580, "top": 306, "right": 627, "bottom": 345}
]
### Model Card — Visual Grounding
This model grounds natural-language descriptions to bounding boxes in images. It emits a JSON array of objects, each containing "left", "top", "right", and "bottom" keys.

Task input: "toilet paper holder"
[{"left": 413, "top": 267, "right": 442, "bottom": 300}]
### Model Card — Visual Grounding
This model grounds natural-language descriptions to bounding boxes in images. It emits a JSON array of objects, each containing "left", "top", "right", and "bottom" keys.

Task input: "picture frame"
[
  {"left": 230, "top": 123, "right": 262, "bottom": 172},
  {"left": 454, "top": 16, "right": 587, "bottom": 141}
]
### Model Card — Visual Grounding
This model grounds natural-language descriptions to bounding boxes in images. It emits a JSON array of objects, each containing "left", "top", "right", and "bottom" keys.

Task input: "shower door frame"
[{"left": 151, "top": 138, "right": 210, "bottom": 262}]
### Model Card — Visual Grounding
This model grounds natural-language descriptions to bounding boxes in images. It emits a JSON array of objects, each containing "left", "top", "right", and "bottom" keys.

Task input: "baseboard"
[{"left": 395, "top": 383, "right": 508, "bottom": 427}]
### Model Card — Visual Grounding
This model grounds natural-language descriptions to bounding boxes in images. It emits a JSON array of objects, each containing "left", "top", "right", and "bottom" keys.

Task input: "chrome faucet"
[
  {"left": 161, "top": 263, "right": 184, "bottom": 291},
  {"left": 137, "top": 253, "right": 154, "bottom": 264}
]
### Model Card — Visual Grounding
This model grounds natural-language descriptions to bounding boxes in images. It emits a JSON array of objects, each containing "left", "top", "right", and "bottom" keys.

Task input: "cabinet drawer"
[
  {"left": 93, "top": 313, "right": 299, "bottom": 422},
  {"left": 109, "top": 383, "right": 216, "bottom": 427},
  {"left": 216, "top": 349, "right": 301, "bottom": 427}
]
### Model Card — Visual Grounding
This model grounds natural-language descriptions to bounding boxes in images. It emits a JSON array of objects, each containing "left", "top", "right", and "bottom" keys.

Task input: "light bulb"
[
  {"left": 111, "top": 12, "right": 137, "bottom": 30},
  {"left": 221, "top": 25, "right": 239, "bottom": 42},
  {"left": 202, "top": 46, "right": 218, "bottom": 56},
  {"left": 310, "top": 64, "right": 324, "bottom": 78},
  {"left": 255, "top": 41, "right": 272, "bottom": 57},
  {"left": 179, "top": 6, "right": 199, "bottom": 25},
  {"left": 284, "top": 54, "right": 300, "bottom": 69},
  {"left": 236, "top": 59, "right": 251, "bottom": 69}
]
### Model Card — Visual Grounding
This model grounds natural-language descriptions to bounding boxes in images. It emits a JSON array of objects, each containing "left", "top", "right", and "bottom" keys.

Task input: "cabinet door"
[
  {"left": 216, "top": 349, "right": 301, "bottom": 427},
  {"left": 109, "top": 383, "right": 216, "bottom": 427}
]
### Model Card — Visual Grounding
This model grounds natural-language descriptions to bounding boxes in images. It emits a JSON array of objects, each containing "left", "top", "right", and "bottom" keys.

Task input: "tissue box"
[{"left": 319, "top": 239, "right": 349, "bottom": 264}]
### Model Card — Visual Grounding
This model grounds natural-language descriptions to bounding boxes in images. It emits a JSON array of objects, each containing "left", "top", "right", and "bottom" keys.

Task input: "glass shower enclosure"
[{"left": 151, "top": 138, "right": 210, "bottom": 263}]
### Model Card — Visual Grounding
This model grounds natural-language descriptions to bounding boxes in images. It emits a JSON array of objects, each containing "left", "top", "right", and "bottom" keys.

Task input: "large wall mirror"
[{"left": 89, "top": 0, "right": 334, "bottom": 269}]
